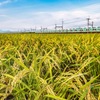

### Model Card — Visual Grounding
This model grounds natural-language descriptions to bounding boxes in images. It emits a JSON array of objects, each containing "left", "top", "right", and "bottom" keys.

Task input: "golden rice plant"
[{"left": 0, "top": 33, "right": 100, "bottom": 100}]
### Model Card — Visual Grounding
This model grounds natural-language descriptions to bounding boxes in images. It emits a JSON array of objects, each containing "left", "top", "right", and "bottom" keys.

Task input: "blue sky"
[{"left": 0, "top": 0, "right": 100, "bottom": 31}]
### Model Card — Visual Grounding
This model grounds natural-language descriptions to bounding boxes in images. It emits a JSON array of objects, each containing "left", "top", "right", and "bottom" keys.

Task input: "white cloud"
[
  {"left": 84, "top": 3, "right": 100, "bottom": 12},
  {"left": 0, "top": 14, "right": 7, "bottom": 17},
  {"left": 0, "top": 0, "right": 16, "bottom": 6}
]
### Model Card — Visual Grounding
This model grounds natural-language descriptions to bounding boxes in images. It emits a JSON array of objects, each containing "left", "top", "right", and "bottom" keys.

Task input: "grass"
[{"left": 0, "top": 33, "right": 100, "bottom": 100}]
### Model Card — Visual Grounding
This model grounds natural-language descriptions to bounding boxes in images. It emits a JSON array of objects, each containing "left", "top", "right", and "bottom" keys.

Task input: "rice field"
[{"left": 0, "top": 33, "right": 100, "bottom": 100}]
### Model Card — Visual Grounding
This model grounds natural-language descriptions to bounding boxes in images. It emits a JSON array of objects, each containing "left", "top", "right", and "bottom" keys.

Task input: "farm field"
[{"left": 0, "top": 33, "right": 100, "bottom": 100}]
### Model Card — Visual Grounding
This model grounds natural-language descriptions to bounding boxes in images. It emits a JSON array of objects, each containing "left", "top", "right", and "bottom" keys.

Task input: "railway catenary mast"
[
  {"left": 55, "top": 24, "right": 63, "bottom": 31},
  {"left": 55, "top": 20, "right": 64, "bottom": 31},
  {"left": 87, "top": 17, "right": 90, "bottom": 30},
  {"left": 62, "top": 20, "right": 64, "bottom": 31},
  {"left": 87, "top": 17, "right": 94, "bottom": 30}
]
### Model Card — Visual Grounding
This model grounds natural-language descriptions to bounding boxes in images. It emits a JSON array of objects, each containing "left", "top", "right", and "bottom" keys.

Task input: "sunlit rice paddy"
[{"left": 0, "top": 33, "right": 100, "bottom": 100}]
